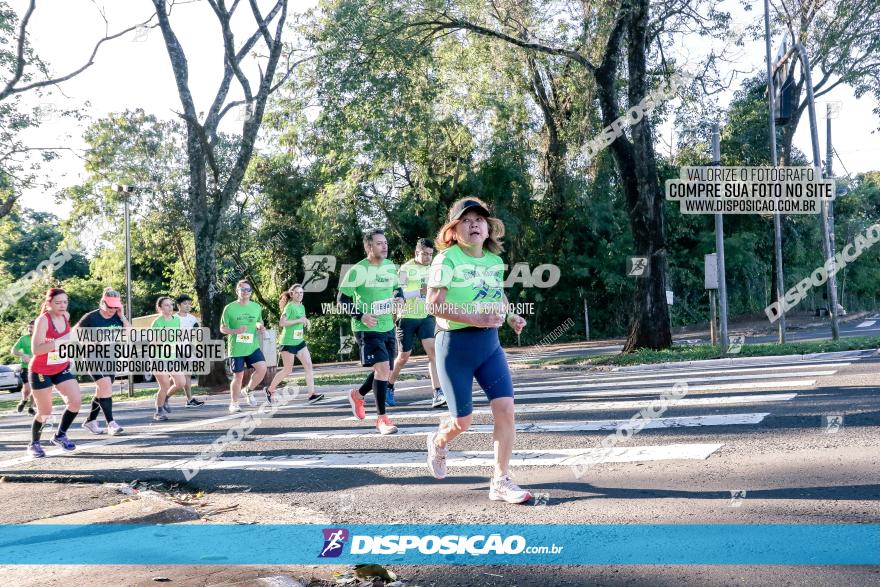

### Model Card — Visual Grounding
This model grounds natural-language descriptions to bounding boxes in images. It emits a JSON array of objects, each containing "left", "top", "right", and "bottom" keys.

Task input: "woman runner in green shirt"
[
  {"left": 266, "top": 284, "right": 323, "bottom": 404},
  {"left": 150, "top": 296, "right": 186, "bottom": 421},
  {"left": 425, "top": 197, "right": 532, "bottom": 504}
]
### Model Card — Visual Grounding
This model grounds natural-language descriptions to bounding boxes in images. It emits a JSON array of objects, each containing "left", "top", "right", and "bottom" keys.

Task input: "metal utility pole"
[
  {"left": 796, "top": 43, "right": 840, "bottom": 340},
  {"left": 711, "top": 124, "right": 729, "bottom": 353},
  {"left": 763, "top": 0, "right": 786, "bottom": 343},
  {"left": 583, "top": 299, "right": 590, "bottom": 341},
  {"left": 114, "top": 184, "right": 136, "bottom": 398},
  {"left": 826, "top": 104, "right": 833, "bottom": 177}
]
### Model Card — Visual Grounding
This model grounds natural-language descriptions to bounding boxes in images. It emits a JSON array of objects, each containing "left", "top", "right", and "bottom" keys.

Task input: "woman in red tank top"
[{"left": 27, "top": 288, "right": 82, "bottom": 457}]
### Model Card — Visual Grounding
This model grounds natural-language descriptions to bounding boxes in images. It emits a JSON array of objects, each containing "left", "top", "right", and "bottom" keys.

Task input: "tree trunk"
[
  {"left": 595, "top": 0, "right": 672, "bottom": 351},
  {"left": 194, "top": 223, "right": 229, "bottom": 389}
]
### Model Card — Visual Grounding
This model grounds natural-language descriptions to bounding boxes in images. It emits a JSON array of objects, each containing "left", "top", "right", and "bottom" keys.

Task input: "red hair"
[{"left": 41, "top": 287, "right": 67, "bottom": 314}]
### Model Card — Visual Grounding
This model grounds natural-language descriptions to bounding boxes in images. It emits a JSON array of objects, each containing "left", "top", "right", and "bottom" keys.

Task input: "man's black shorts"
[
  {"left": 355, "top": 330, "right": 396, "bottom": 367},
  {"left": 396, "top": 316, "right": 436, "bottom": 353}
]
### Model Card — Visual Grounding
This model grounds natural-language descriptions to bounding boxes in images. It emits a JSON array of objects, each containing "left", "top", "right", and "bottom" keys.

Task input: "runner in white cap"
[{"left": 425, "top": 197, "right": 532, "bottom": 504}]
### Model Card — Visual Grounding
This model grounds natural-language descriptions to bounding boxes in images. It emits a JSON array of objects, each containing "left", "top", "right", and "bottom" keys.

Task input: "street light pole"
[
  {"left": 711, "top": 124, "right": 729, "bottom": 353},
  {"left": 763, "top": 0, "right": 786, "bottom": 343},
  {"left": 114, "top": 184, "right": 136, "bottom": 398}
]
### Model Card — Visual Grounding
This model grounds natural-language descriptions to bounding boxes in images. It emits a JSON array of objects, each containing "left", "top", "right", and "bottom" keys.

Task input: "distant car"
[{"left": 0, "top": 365, "right": 23, "bottom": 393}]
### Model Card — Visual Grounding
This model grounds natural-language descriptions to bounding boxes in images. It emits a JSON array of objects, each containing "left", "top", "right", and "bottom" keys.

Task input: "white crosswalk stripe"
[
  {"left": 151, "top": 359, "right": 851, "bottom": 470},
  {"left": 265, "top": 413, "right": 770, "bottom": 440},
  {"left": 407, "top": 376, "right": 821, "bottom": 406},
  {"left": 22, "top": 351, "right": 842, "bottom": 475},
  {"left": 150, "top": 443, "right": 724, "bottom": 472},
  {"left": 344, "top": 393, "right": 799, "bottom": 420}
]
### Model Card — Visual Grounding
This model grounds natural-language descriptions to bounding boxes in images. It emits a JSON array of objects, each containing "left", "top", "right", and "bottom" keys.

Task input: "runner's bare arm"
[{"left": 502, "top": 294, "right": 526, "bottom": 334}]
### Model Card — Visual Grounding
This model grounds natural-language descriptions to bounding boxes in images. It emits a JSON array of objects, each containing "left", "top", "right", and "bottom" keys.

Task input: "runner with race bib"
[
  {"left": 27, "top": 288, "right": 82, "bottom": 457},
  {"left": 338, "top": 229, "right": 411, "bottom": 435},
  {"left": 77, "top": 287, "right": 128, "bottom": 435},
  {"left": 150, "top": 296, "right": 187, "bottom": 421},
  {"left": 174, "top": 294, "right": 205, "bottom": 407},
  {"left": 220, "top": 279, "right": 267, "bottom": 413},
  {"left": 387, "top": 238, "right": 446, "bottom": 408},
  {"left": 266, "top": 283, "right": 324, "bottom": 405}
]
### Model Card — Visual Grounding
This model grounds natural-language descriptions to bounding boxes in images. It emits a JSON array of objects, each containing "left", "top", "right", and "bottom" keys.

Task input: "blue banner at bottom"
[{"left": 0, "top": 524, "right": 876, "bottom": 565}]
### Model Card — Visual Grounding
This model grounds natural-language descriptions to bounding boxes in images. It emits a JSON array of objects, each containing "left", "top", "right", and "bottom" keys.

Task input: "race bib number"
[
  {"left": 291, "top": 330, "right": 304, "bottom": 341},
  {"left": 236, "top": 332, "right": 254, "bottom": 344},
  {"left": 46, "top": 351, "right": 66, "bottom": 366},
  {"left": 371, "top": 298, "right": 394, "bottom": 315}
]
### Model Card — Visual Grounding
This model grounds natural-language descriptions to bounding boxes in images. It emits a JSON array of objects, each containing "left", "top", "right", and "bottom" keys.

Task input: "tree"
[
  {"left": 150, "top": 0, "right": 301, "bottom": 385},
  {"left": 402, "top": 0, "right": 686, "bottom": 350},
  {"left": 0, "top": 0, "right": 152, "bottom": 216},
  {"left": 771, "top": 0, "right": 880, "bottom": 165}
]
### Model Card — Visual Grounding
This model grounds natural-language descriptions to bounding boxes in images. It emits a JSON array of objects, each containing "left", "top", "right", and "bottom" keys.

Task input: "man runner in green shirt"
[
  {"left": 338, "top": 229, "right": 415, "bottom": 435},
  {"left": 220, "top": 279, "right": 267, "bottom": 413},
  {"left": 387, "top": 238, "right": 446, "bottom": 408},
  {"left": 10, "top": 321, "right": 35, "bottom": 414}
]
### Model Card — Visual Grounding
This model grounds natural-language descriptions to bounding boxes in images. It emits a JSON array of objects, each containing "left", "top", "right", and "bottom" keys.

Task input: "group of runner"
[
  {"left": 10, "top": 289, "right": 210, "bottom": 456},
  {"left": 13, "top": 196, "right": 532, "bottom": 503},
  {"left": 338, "top": 197, "right": 531, "bottom": 503}
]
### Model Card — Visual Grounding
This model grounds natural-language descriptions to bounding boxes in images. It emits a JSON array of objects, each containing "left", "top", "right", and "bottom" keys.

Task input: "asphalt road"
[{"left": 0, "top": 345, "right": 877, "bottom": 585}]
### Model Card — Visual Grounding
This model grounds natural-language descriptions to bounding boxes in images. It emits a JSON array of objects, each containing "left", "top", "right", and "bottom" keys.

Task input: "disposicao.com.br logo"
[{"left": 318, "top": 528, "right": 562, "bottom": 557}]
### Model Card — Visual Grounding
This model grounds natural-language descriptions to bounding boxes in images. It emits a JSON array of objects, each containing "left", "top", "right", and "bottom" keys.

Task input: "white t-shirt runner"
[{"left": 176, "top": 313, "right": 199, "bottom": 329}]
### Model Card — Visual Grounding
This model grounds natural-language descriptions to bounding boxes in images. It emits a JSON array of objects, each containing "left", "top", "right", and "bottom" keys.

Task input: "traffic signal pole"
[{"left": 763, "top": 0, "right": 786, "bottom": 343}]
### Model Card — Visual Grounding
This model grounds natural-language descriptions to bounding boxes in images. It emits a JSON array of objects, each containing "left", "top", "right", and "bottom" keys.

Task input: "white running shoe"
[
  {"left": 228, "top": 402, "right": 242, "bottom": 414},
  {"left": 81, "top": 420, "right": 104, "bottom": 435},
  {"left": 489, "top": 474, "right": 533, "bottom": 504},
  {"left": 107, "top": 421, "right": 124, "bottom": 436},
  {"left": 241, "top": 388, "right": 256, "bottom": 407},
  {"left": 426, "top": 432, "right": 448, "bottom": 479}
]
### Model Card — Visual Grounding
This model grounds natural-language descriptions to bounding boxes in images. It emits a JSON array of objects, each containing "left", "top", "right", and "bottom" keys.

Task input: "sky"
[{"left": 9, "top": 0, "right": 880, "bottom": 218}]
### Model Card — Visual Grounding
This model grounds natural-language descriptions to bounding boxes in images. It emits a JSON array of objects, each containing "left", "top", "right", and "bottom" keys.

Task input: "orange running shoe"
[{"left": 348, "top": 388, "right": 366, "bottom": 420}]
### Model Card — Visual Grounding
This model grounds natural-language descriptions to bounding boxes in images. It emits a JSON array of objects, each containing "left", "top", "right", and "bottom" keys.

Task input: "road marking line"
[
  {"left": 0, "top": 409, "right": 260, "bottom": 469},
  {"left": 345, "top": 393, "right": 798, "bottom": 420},
  {"left": 856, "top": 320, "right": 876, "bottom": 328},
  {"left": 267, "top": 413, "right": 769, "bottom": 440},
  {"left": 512, "top": 366, "right": 843, "bottom": 386},
  {"left": 150, "top": 443, "right": 723, "bottom": 471},
  {"left": 0, "top": 393, "right": 351, "bottom": 469},
  {"left": 408, "top": 379, "right": 814, "bottom": 406}
]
